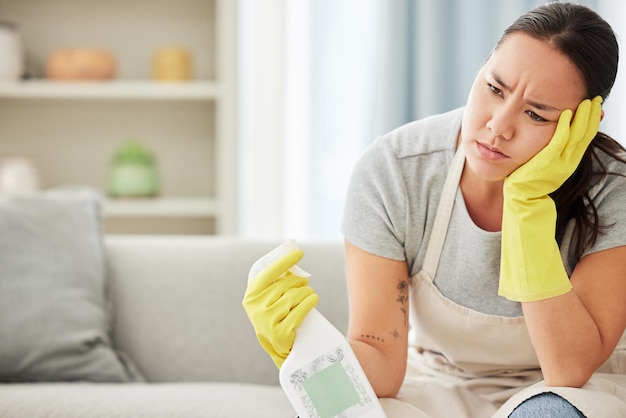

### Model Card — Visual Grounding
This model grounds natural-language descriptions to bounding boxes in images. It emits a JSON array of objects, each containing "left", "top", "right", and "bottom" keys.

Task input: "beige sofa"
[{"left": 0, "top": 236, "right": 349, "bottom": 418}]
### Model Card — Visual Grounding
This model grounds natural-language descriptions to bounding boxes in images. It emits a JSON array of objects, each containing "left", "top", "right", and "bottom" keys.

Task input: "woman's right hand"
[
  {"left": 498, "top": 96, "right": 602, "bottom": 302},
  {"left": 242, "top": 248, "right": 319, "bottom": 368},
  {"left": 504, "top": 96, "right": 602, "bottom": 201}
]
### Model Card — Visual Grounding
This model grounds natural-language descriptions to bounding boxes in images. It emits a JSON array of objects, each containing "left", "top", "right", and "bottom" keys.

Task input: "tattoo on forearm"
[
  {"left": 361, "top": 329, "right": 403, "bottom": 343},
  {"left": 359, "top": 279, "right": 410, "bottom": 345},
  {"left": 361, "top": 333, "right": 385, "bottom": 343},
  {"left": 396, "top": 278, "right": 409, "bottom": 327}
]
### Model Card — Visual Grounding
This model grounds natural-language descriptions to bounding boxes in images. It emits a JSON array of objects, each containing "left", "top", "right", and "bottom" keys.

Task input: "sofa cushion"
[
  {"left": 0, "top": 383, "right": 296, "bottom": 418},
  {"left": 0, "top": 188, "right": 141, "bottom": 382}
]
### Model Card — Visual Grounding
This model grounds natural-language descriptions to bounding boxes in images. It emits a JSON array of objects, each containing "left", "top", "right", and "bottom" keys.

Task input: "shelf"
[
  {"left": 0, "top": 80, "right": 220, "bottom": 100},
  {"left": 103, "top": 197, "right": 217, "bottom": 218},
  {"left": 0, "top": 0, "right": 237, "bottom": 235}
]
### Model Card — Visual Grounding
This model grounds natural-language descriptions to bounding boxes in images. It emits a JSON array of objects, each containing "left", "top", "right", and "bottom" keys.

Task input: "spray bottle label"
[{"left": 287, "top": 346, "right": 380, "bottom": 418}]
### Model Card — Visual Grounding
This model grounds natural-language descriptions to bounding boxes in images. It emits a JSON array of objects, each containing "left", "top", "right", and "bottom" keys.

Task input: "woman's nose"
[{"left": 486, "top": 105, "right": 514, "bottom": 140}]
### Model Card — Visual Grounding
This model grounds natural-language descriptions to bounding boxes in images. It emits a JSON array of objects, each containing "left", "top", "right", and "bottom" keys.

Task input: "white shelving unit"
[
  {"left": 0, "top": 80, "right": 221, "bottom": 100},
  {"left": 0, "top": 0, "right": 238, "bottom": 235},
  {"left": 103, "top": 196, "right": 217, "bottom": 217}
]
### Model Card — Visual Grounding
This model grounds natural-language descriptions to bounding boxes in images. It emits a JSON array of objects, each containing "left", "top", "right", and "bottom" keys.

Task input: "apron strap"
[{"left": 421, "top": 146, "right": 465, "bottom": 279}]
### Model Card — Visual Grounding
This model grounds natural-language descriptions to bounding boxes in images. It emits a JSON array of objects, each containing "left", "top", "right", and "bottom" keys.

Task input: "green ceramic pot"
[{"left": 107, "top": 141, "right": 159, "bottom": 197}]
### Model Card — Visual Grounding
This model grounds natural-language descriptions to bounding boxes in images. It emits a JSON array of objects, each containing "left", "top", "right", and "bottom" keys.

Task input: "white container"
[
  {"left": 248, "top": 240, "right": 387, "bottom": 418},
  {"left": 0, "top": 156, "right": 41, "bottom": 195},
  {"left": 0, "top": 21, "right": 24, "bottom": 80}
]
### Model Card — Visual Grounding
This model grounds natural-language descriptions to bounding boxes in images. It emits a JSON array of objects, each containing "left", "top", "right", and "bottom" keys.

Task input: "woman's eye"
[
  {"left": 526, "top": 110, "right": 547, "bottom": 122},
  {"left": 487, "top": 83, "right": 502, "bottom": 96}
]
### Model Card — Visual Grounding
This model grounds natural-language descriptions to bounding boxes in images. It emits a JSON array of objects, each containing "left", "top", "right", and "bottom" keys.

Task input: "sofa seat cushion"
[{"left": 0, "top": 382, "right": 295, "bottom": 418}]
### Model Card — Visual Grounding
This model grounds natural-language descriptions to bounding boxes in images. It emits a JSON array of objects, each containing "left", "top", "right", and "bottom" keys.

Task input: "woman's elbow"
[
  {"left": 374, "top": 376, "right": 403, "bottom": 399},
  {"left": 542, "top": 364, "right": 594, "bottom": 388},
  {"left": 369, "top": 362, "right": 406, "bottom": 398}
]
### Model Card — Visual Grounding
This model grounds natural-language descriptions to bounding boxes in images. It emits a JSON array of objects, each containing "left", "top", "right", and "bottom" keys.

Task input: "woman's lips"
[{"left": 476, "top": 141, "right": 508, "bottom": 160}]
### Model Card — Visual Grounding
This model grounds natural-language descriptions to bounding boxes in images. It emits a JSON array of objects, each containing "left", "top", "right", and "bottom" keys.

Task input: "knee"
[{"left": 509, "top": 392, "right": 585, "bottom": 418}]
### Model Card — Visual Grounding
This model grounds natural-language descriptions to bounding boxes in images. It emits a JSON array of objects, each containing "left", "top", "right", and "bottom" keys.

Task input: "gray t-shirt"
[{"left": 341, "top": 107, "right": 626, "bottom": 317}]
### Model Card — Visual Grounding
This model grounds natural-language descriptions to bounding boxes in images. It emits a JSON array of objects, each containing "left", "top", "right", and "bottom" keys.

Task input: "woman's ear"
[{"left": 601, "top": 109, "right": 605, "bottom": 121}]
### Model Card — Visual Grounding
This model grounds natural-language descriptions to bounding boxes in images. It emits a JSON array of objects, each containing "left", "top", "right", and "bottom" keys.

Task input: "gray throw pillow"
[{"left": 0, "top": 188, "right": 142, "bottom": 382}]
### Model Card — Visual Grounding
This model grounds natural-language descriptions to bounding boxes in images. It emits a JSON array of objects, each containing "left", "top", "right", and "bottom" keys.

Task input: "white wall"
[
  {"left": 598, "top": 0, "right": 626, "bottom": 145},
  {"left": 237, "top": 0, "right": 287, "bottom": 239}
]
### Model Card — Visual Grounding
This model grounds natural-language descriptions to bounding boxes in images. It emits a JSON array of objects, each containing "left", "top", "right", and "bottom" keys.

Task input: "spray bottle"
[{"left": 248, "top": 240, "right": 387, "bottom": 418}]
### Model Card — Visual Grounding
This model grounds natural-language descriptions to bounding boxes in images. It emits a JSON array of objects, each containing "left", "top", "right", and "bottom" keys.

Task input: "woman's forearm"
[
  {"left": 348, "top": 337, "right": 407, "bottom": 398},
  {"left": 522, "top": 290, "right": 605, "bottom": 387},
  {"left": 523, "top": 245, "right": 626, "bottom": 388}
]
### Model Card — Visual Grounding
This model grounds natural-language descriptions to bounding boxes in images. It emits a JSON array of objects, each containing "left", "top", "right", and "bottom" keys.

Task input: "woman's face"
[{"left": 461, "top": 33, "right": 586, "bottom": 182}]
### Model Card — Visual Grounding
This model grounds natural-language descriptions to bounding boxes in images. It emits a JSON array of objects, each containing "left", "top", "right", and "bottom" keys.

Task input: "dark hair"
[{"left": 497, "top": 2, "right": 625, "bottom": 260}]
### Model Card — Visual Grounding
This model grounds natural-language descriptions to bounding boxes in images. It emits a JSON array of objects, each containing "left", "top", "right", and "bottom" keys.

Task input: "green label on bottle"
[{"left": 302, "top": 361, "right": 361, "bottom": 418}]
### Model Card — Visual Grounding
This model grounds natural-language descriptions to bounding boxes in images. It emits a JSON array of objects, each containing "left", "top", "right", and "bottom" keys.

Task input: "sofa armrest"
[{"left": 104, "top": 236, "right": 348, "bottom": 386}]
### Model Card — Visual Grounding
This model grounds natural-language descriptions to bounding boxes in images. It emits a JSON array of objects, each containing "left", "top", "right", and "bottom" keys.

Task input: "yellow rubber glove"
[
  {"left": 242, "top": 248, "right": 319, "bottom": 368},
  {"left": 498, "top": 96, "right": 603, "bottom": 302}
]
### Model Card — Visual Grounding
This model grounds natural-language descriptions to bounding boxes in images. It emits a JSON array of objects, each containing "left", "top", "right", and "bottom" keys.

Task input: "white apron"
[{"left": 379, "top": 148, "right": 626, "bottom": 418}]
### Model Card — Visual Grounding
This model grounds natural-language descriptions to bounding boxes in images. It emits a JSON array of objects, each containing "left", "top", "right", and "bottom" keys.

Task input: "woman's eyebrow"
[
  {"left": 527, "top": 99, "right": 560, "bottom": 112},
  {"left": 491, "top": 71, "right": 561, "bottom": 113}
]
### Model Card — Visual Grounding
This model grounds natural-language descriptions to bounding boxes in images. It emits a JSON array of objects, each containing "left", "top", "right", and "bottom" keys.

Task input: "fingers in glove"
[
  {"left": 272, "top": 292, "right": 319, "bottom": 351},
  {"left": 269, "top": 284, "right": 318, "bottom": 320},
  {"left": 547, "top": 108, "right": 573, "bottom": 158},
  {"left": 245, "top": 273, "right": 311, "bottom": 308},
  {"left": 570, "top": 99, "right": 591, "bottom": 135},
  {"left": 260, "top": 290, "right": 318, "bottom": 353},
  {"left": 288, "top": 292, "right": 319, "bottom": 324},
  {"left": 567, "top": 96, "right": 602, "bottom": 163},
  {"left": 568, "top": 98, "right": 592, "bottom": 152},
  {"left": 246, "top": 249, "right": 304, "bottom": 296},
  {"left": 575, "top": 96, "right": 603, "bottom": 156}
]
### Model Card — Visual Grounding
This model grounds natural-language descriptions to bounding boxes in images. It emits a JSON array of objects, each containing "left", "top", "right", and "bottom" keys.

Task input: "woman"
[{"left": 243, "top": 3, "right": 626, "bottom": 417}]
